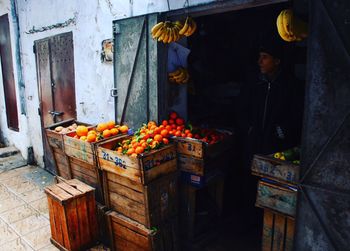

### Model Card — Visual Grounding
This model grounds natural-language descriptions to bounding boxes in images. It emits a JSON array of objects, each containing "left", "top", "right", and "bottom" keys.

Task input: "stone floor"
[{"left": 0, "top": 165, "right": 109, "bottom": 251}]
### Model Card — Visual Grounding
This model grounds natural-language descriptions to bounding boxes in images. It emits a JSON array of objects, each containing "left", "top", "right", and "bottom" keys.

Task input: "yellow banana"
[
  {"left": 173, "top": 69, "right": 186, "bottom": 81},
  {"left": 158, "top": 30, "right": 166, "bottom": 42},
  {"left": 282, "top": 10, "right": 294, "bottom": 37},
  {"left": 180, "top": 72, "right": 190, "bottom": 84},
  {"left": 276, "top": 11, "right": 295, "bottom": 42},
  {"left": 153, "top": 25, "right": 165, "bottom": 39},
  {"left": 179, "top": 17, "right": 189, "bottom": 35},
  {"left": 162, "top": 28, "right": 170, "bottom": 43},
  {"left": 167, "top": 28, "right": 173, "bottom": 43},
  {"left": 151, "top": 22, "right": 164, "bottom": 36},
  {"left": 168, "top": 68, "right": 182, "bottom": 77},
  {"left": 188, "top": 19, "right": 197, "bottom": 36},
  {"left": 292, "top": 16, "right": 308, "bottom": 40}
]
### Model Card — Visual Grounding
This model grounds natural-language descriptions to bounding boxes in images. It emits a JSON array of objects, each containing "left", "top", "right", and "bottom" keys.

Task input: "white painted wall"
[
  {"left": 0, "top": 0, "right": 216, "bottom": 166},
  {"left": 0, "top": 0, "right": 31, "bottom": 160}
]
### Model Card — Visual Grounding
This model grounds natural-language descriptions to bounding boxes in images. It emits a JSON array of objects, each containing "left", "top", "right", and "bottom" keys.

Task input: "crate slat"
[
  {"left": 256, "top": 180, "right": 297, "bottom": 217},
  {"left": 251, "top": 154, "right": 299, "bottom": 185}
]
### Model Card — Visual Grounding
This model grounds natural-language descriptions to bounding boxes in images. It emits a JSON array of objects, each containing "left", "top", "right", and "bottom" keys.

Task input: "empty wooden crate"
[
  {"left": 103, "top": 169, "right": 179, "bottom": 228},
  {"left": 107, "top": 211, "right": 179, "bottom": 251},
  {"left": 262, "top": 209, "right": 295, "bottom": 251},
  {"left": 45, "top": 179, "right": 98, "bottom": 251}
]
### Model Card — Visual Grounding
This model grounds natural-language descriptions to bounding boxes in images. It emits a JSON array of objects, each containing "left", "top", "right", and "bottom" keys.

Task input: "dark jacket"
[
  {"left": 235, "top": 69, "right": 304, "bottom": 162},
  {"left": 249, "top": 70, "right": 304, "bottom": 154}
]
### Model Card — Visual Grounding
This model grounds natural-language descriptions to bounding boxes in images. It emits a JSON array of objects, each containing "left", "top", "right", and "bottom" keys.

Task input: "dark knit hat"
[{"left": 259, "top": 34, "right": 284, "bottom": 59}]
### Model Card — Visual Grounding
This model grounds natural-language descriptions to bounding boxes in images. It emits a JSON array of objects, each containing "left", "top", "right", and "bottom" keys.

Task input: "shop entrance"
[{"left": 166, "top": 2, "right": 306, "bottom": 250}]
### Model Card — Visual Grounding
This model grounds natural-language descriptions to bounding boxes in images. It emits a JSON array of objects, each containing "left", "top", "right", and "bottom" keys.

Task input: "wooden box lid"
[{"left": 45, "top": 179, "right": 95, "bottom": 204}]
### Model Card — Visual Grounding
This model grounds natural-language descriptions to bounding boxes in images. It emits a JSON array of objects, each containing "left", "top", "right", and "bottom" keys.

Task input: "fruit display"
[
  {"left": 115, "top": 121, "right": 172, "bottom": 157},
  {"left": 168, "top": 67, "right": 190, "bottom": 84},
  {"left": 72, "top": 121, "right": 128, "bottom": 143},
  {"left": 164, "top": 111, "right": 228, "bottom": 145},
  {"left": 273, "top": 147, "right": 300, "bottom": 164},
  {"left": 53, "top": 123, "right": 79, "bottom": 134},
  {"left": 276, "top": 9, "right": 308, "bottom": 42},
  {"left": 151, "top": 16, "right": 197, "bottom": 44}
]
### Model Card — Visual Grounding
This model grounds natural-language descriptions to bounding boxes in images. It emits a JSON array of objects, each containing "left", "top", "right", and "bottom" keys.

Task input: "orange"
[
  {"left": 110, "top": 128, "right": 119, "bottom": 135},
  {"left": 107, "top": 121, "right": 116, "bottom": 129},
  {"left": 126, "top": 148, "right": 135, "bottom": 155},
  {"left": 160, "top": 129, "right": 169, "bottom": 137},
  {"left": 185, "top": 129, "right": 191, "bottom": 134},
  {"left": 165, "top": 125, "right": 172, "bottom": 131},
  {"left": 119, "top": 125, "right": 129, "bottom": 133},
  {"left": 76, "top": 126, "right": 88, "bottom": 137},
  {"left": 154, "top": 127, "right": 161, "bottom": 135},
  {"left": 176, "top": 118, "right": 184, "bottom": 125},
  {"left": 154, "top": 134, "right": 163, "bottom": 142},
  {"left": 102, "top": 129, "right": 112, "bottom": 138},
  {"left": 181, "top": 133, "right": 186, "bottom": 137},
  {"left": 162, "top": 120, "right": 168, "bottom": 126},
  {"left": 175, "top": 131, "right": 181, "bottom": 137},
  {"left": 88, "top": 130, "right": 97, "bottom": 135},
  {"left": 97, "top": 123, "right": 108, "bottom": 132},
  {"left": 135, "top": 146, "right": 145, "bottom": 154},
  {"left": 169, "top": 119, "right": 174, "bottom": 124},
  {"left": 187, "top": 133, "right": 193, "bottom": 138},
  {"left": 86, "top": 133, "right": 96, "bottom": 142},
  {"left": 163, "top": 138, "right": 169, "bottom": 144},
  {"left": 147, "top": 121, "right": 157, "bottom": 129}
]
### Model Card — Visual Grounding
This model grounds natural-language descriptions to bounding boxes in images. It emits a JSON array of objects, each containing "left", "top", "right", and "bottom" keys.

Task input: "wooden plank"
[
  {"left": 45, "top": 184, "right": 72, "bottom": 202},
  {"left": 99, "top": 158, "right": 142, "bottom": 183},
  {"left": 56, "top": 182, "right": 82, "bottom": 197},
  {"left": 86, "top": 192, "right": 99, "bottom": 243},
  {"left": 178, "top": 154, "right": 204, "bottom": 175},
  {"left": 114, "top": 236, "right": 149, "bottom": 251},
  {"left": 65, "top": 145, "right": 94, "bottom": 165},
  {"left": 143, "top": 158, "right": 177, "bottom": 184},
  {"left": 272, "top": 213, "right": 285, "bottom": 251},
  {"left": 66, "top": 200, "right": 81, "bottom": 250},
  {"left": 108, "top": 180, "right": 145, "bottom": 204},
  {"left": 109, "top": 192, "right": 147, "bottom": 226},
  {"left": 59, "top": 201, "right": 71, "bottom": 249},
  {"left": 70, "top": 160, "right": 97, "bottom": 179},
  {"left": 47, "top": 197, "right": 58, "bottom": 244},
  {"left": 141, "top": 145, "right": 176, "bottom": 171},
  {"left": 175, "top": 138, "right": 203, "bottom": 158},
  {"left": 48, "top": 135, "right": 64, "bottom": 150},
  {"left": 65, "top": 179, "right": 95, "bottom": 193},
  {"left": 285, "top": 217, "right": 295, "bottom": 251},
  {"left": 76, "top": 196, "right": 91, "bottom": 247},
  {"left": 71, "top": 168, "right": 97, "bottom": 186},
  {"left": 64, "top": 134, "right": 94, "bottom": 154},
  {"left": 251, "top": 154, "right": 300, "bottom": 185},
  {"left": 262, "top": 209, "right": 274, "bottom": 251},
  {"left": 112, "top": 222, "right": 149, "bottom": 248},
  {"left": 106, "top": 171, "right": 143, "bottom": 192},
  {"left": 256, "top": 181, "right": 297, "bottom": 217},
  {"left": 108, "top": 211, "right": 152, "bottom": 236}
]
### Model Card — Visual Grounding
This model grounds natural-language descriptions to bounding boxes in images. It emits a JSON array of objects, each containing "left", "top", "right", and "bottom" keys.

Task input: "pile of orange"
[
  {"left": 74, "top": 121, "right": 128, "bottom": 143},
  {"left": 116, "top": 120, "right": 171, "bottom": 157}
]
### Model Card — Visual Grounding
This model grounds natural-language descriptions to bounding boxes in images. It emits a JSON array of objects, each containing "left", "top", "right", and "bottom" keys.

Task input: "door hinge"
[
  {"left": 38, "top": 107, "right": 41, "bottom": 116},
  {"left": 110, "top": 88, "right": 118, "bottom": 97},
  {"left": 33, "top": 44, "right": 36, "bottom": 54}
]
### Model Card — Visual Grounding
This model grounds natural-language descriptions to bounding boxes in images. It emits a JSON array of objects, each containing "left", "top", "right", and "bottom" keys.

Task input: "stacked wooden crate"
[
  {"left": 97, "top": 136, "right": 179, "bottom": 251},
  {"left": 63, "top": 128, "right": 127, "bottom": 204},
  {"left": 173, "top": 130, "right": 233, "bottom": 242},
  {"left": 45, "top": 119, "right": 91, "bottom": 179},
  {"left": 251, "top": 154, "right": 299, "bottom": 251}
]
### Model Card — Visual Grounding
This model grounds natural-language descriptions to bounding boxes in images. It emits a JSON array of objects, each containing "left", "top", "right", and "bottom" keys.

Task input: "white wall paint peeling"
[{"left": 1, "top": 0, "right": 217, "bottom": 167}]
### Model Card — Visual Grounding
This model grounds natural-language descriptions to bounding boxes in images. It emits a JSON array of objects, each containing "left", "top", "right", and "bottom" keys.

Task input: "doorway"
[{"left": 34, "top": 32, "right": 76, "bottom": 174}]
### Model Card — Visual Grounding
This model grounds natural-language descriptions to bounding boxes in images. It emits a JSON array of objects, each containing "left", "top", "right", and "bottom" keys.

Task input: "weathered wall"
[
  {"left": 0, "top": 0, "right": 215, "bottom": 166},
  {"left": 0, "top": 0, "right": 30, "bottom": 159}
]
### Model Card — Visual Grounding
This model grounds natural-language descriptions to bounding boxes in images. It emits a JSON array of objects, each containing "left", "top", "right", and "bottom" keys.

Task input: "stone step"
[
  {"left": 0, "top": 146, "right": 20, "bottom": 158},
  {"left": 0, "top": 147, "right": 27, "bottom": 172}
]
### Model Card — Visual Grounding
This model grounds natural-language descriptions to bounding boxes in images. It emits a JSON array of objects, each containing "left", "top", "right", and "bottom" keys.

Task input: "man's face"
[{"left": 258, "top": 52, "right": 280, "bottom": 75}]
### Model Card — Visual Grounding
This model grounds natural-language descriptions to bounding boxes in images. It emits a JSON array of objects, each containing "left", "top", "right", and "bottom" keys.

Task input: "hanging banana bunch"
[
  {"left": 168, "top": 67, "right": 190, "bottom": 84},
  {"left": 151, "top": 21, "right": 183, "bottom": 44},
  {"left": 276, "top": 9, "right": 308, "bottom": 42},
  {"left": 178, "top": 16, "right": 197, "bottom": 37},
  {"left": 150, "top": 17, "right": 197, "bottom": 44}
]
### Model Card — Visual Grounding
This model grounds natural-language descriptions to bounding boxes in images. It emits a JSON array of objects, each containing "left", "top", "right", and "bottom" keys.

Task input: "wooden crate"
[
  {"left": 103, "top": 169, "right": 178, "bottom": 228},
  {"left": 107, "top": 211, "right": 179, "bottom": 251},
  {"left": 45, "top": 119, "right": 92, "bottom": 179},
  {"left": 256, "top": 180, "right": 297, "bottom": 217},
  {"left": 96, "top": 202, "right": 110, "bottom": 246},
  {"left": 262, "top": 209, "right": 295, "bottom": 251},
  {"left": 251, "top": 154, "right": 300, "bottom": 185},
  {"left": 64, "top": 132, "right": 128, "bottom": 204},
  {"left": 173, "top": 129, "right": 233, "bottom": 159},
  {"left": 45, "top": 179, "right": 98, "bottom": 251},
  {"left": 180, "top": 173, "right": 225, "bottom": 241},
  {"left": 97, "top": 136, "right": 177, "bottom": 184}
]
